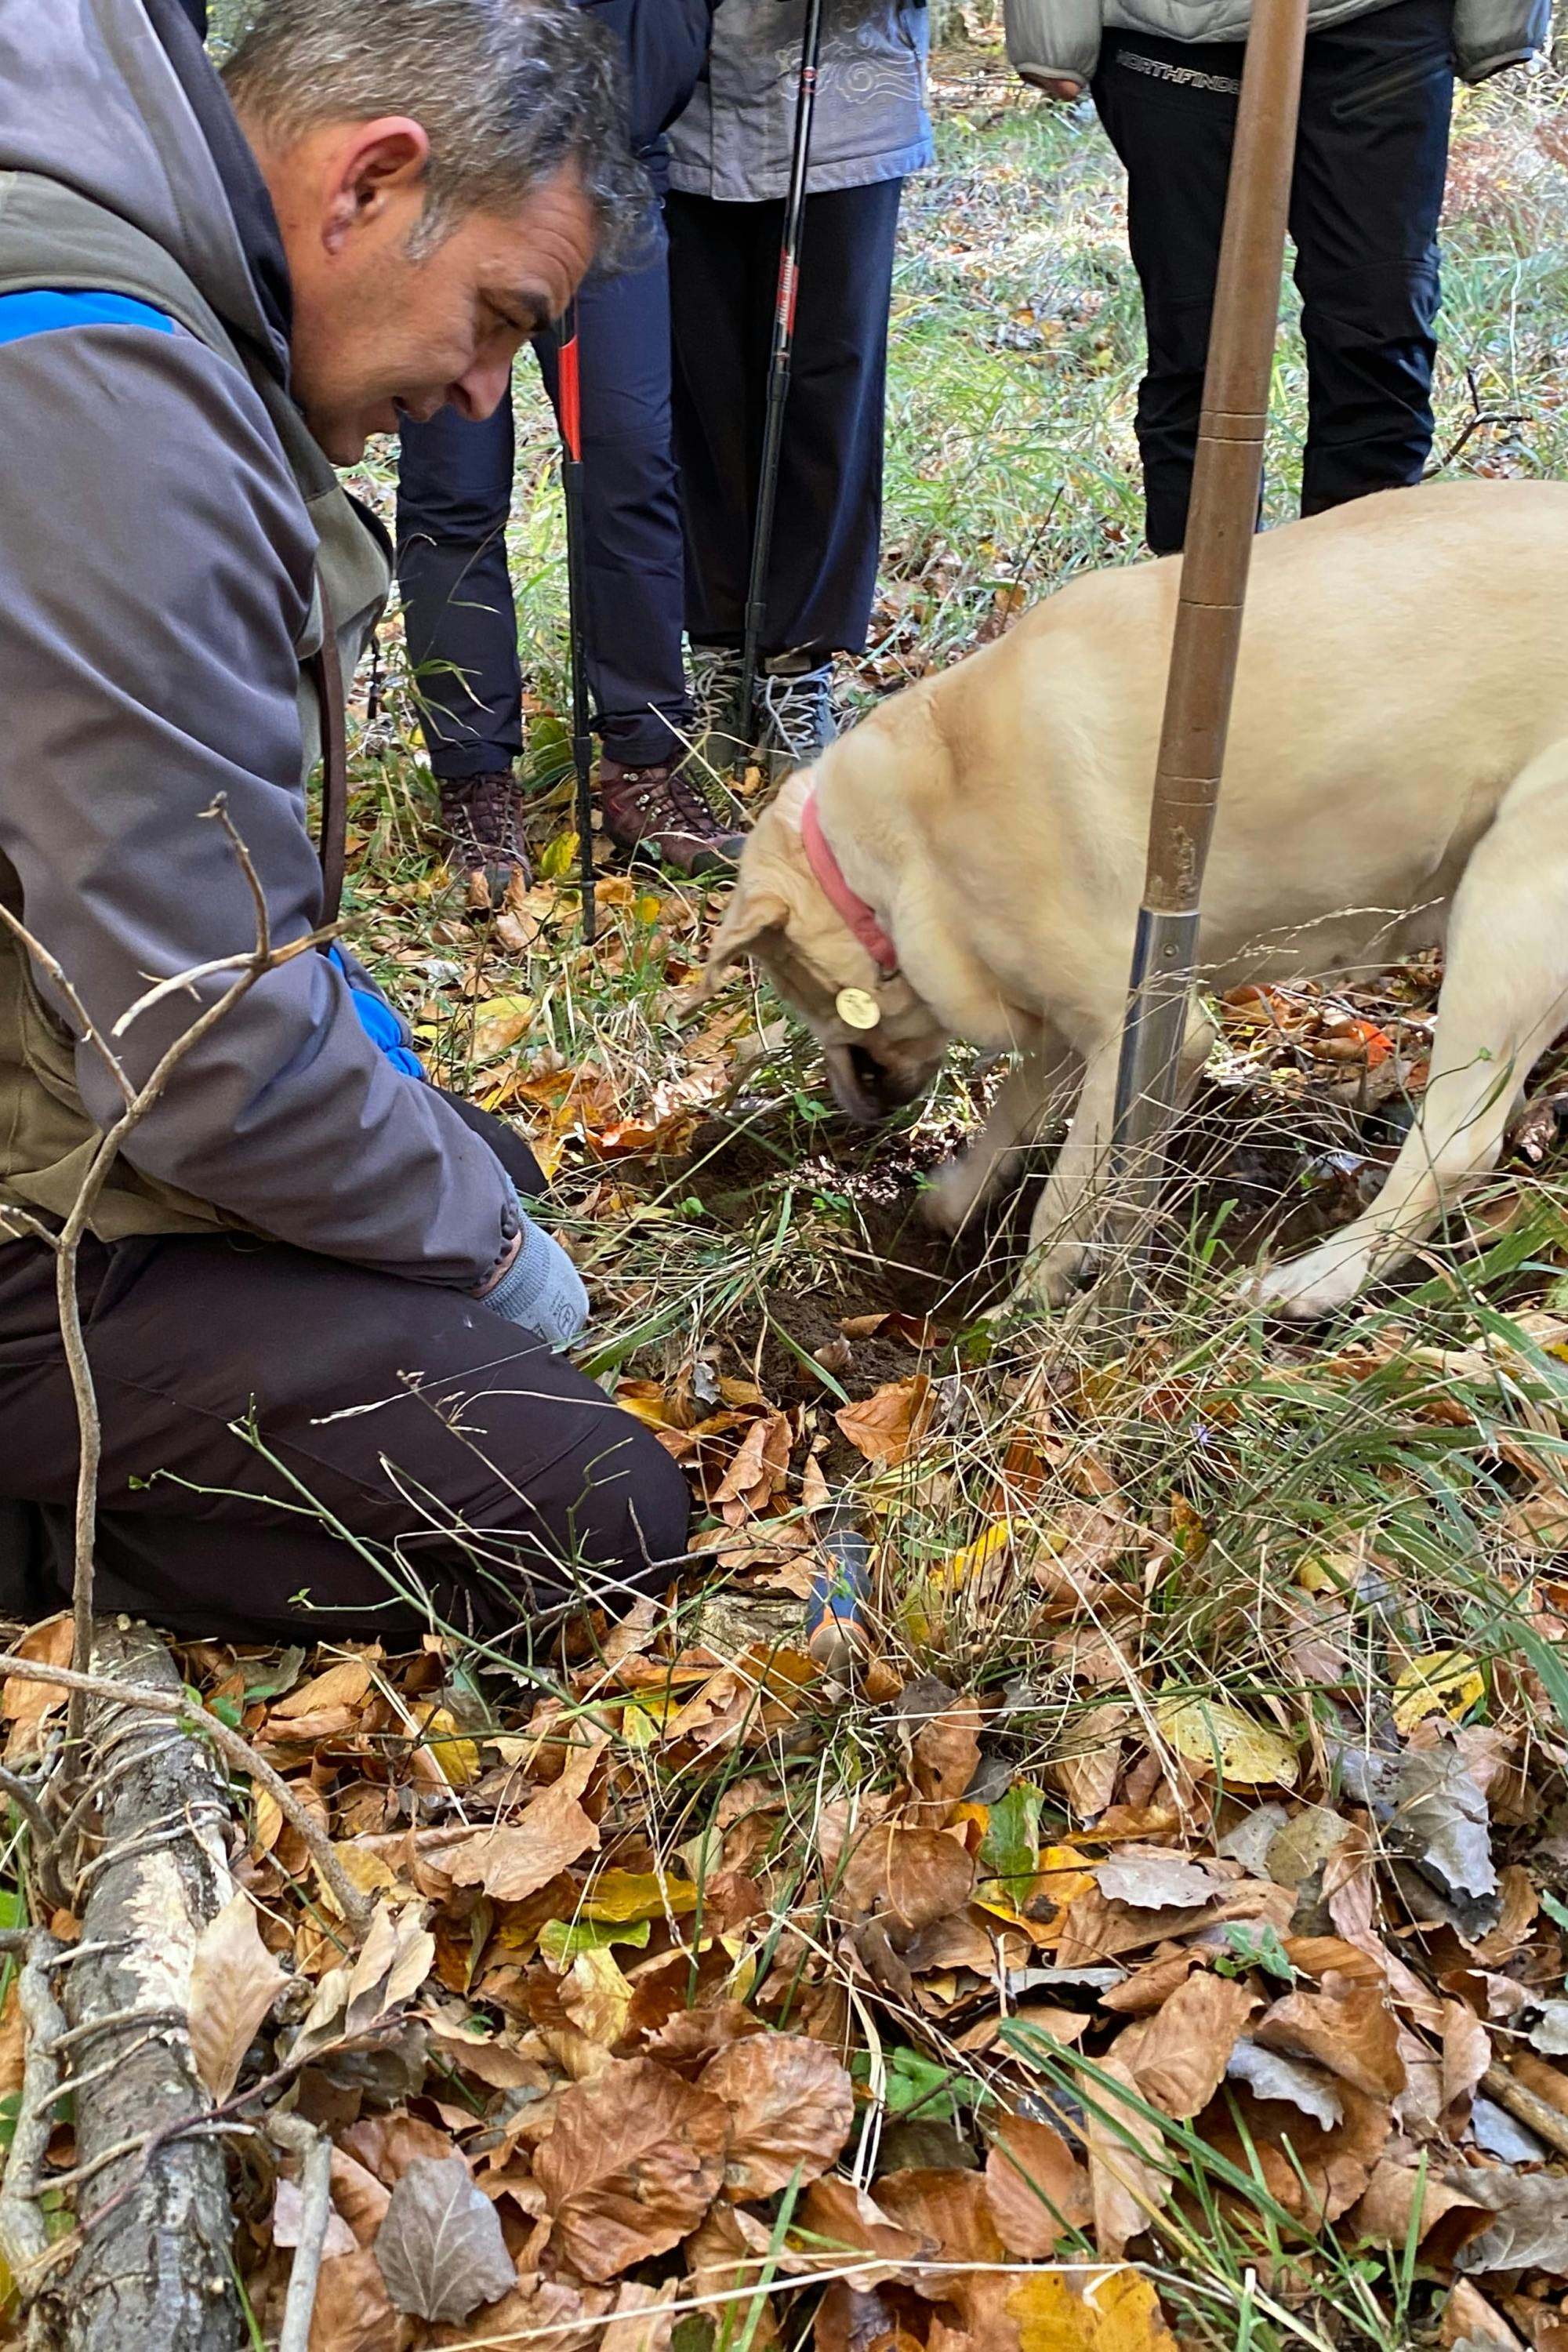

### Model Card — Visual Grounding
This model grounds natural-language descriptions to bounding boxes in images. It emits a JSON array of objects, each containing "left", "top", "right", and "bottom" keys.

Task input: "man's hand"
[{"left": 474, "top": 1205, "right": 590, "bottom": 1349}]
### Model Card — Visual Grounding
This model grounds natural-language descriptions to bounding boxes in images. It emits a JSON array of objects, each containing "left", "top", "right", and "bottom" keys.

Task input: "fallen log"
[{"left": 30, "top": 1623, "right": 242, "bottom": 2352}]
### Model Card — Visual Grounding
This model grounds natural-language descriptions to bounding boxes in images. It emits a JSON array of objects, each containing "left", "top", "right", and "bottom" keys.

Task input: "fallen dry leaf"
[
  {"left": 1084, "top": 2016, "right": 1174, "bottom": 2259},
  {"left": 2, "top": 1613, "right": 71, "bottom": 1760},
  {"left": 440, "top": 1776, "right": 600, "bottom": 1904},
  {"left": 1008, "top": 2264, "right": 1178, "bottom": 2352},
  {"left": 533, "top": 2057, "right": 728, "bottom": 2281},
  {"left": 374, "top": 2154, "right": 518, "bottom": 2322},
  {"left": 1348, "top": 2158, "right": 1488, "bottom": 2265},
  {"left": 187, "top": 1892, "right": 289, "bottom": 2103},
  {"left": 985, "top": 2116, "right": 1091, "bottom": 2256},
  {"left": 1156, "top": 1695, "right": 1298, "bottom": 1788},
  {"left": 1129, "top": 1971, "right": 1260, "bottom": 2121},
  {"left": 306, "top": 2247, "right": 401, "bottom": 2352},
  {"left": 911, "top": 1693, "right": 984, "bottom": 1813},
  {"left": 837, "top": 1822, "right": 975, "bottom": 1931},
  {"left": 834, "top": 1376, "right": 934, "bottom": 1468},
  {"left": 1254, "top": 1976, "right": 1405, "bottom": 2100},
  {"left": 700, "top": 2034, "right": 855, "bottom": 2199}
]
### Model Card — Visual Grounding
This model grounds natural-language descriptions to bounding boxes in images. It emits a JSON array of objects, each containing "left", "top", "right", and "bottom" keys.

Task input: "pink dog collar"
[{"left": 800, "top": 789, "right": 898, "bottom": 977}]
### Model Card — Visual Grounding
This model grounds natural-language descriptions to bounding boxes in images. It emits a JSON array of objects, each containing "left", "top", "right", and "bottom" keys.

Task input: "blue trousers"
[{"left": 396, "top": 212, "right": 691, "bottom": 777}]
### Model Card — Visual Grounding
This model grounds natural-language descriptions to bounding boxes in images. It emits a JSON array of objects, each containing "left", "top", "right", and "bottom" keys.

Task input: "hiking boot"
[
  {"left": 439, "top": 770, "right": 530, "bottom": 910},
  {"left": 688, "top": 644, "right": 749, "bottom": 768},
  {"left": 757, "top": 659, "right": 838, "bottom": 780},
  {"left": 598, "top": 757, "right": 746, "bottom": 877}
]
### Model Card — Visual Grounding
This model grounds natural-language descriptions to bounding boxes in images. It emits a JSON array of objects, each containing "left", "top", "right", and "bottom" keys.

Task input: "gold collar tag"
[{"left": 835, "top": 987, "right": 881, "bottom": 1032}]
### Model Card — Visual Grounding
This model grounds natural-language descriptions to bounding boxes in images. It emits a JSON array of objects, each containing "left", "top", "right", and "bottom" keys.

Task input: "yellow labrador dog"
[{"left": 706, "top": 479, "right": 1568, "bottom": 1319}]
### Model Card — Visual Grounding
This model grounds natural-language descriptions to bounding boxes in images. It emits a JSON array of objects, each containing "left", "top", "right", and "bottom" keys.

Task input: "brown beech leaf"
[
  {"left": 700, "top": 2034, "right": 855, "bottom": 2199},
  {"left": 272, "top": 1657, "right": 374, "bottom": 1721},
  {"left": 306, "top": 2248, "right": 401, "bottom": 2352},
  {"left": 873, "top": 2167, "right": 1004, "bottom": 2263},
  {"left": 1129, "top": 1971, "right": 1260, "bottom": 2121},
  {"left": 985, "top": 2115, "right": 1091, "bottom": 2256},
  {"left": 836, "top": 1823, "right": 975, "bottom": 1931},
  {"left": 1084, "top": 2016, "right": 1174, "bottom": 2259},
  {"left": 599, "top": 2280, "right": 681, "bottom": 2352},
  {"left": 187, "top": 1892, "right": 289, "bottom": 2103},
  {"left": 329, "top": 2148, "right": 393, "bottom": 2246},
  {"left": 1253, "top": 1974, "right": 1405, "bottom": 2100},
  {"left": 911, "top": 1695, "right": 984, "bottom": 1812},
  {"left": 373, "top": 2154, "right": 518, "bottom": 2323},
  {"left": 1199, "top": 2078, "right": 1390, "bottom": 2226},
  {"left": 341, "top": 2114, "right": 460, "bottom": 2188},
  {"left": 439, "top": 1774, "right": 600, "bottom": 1904},
  {"left": 834, "top": 1376, "right": 934, "bottom": 1468},
  {"left": 1441, "top": 1995, "right": 1491, "bottom": 2127},
  {"left": 533, "top": 2057, "right": 728, "bottom": 2281},
  {"left": 686, "top": 2206, "right": 780, "bottom": 2351},
  {"left": 2, "top": 1613, "right": 72, "bottom": 1761},
  {"left": 273, "top": 2176, "right": 356, "bottom": 2259},
  {"left": 1347, "top": 2158, "right": 1489, "bottom": 2266}
]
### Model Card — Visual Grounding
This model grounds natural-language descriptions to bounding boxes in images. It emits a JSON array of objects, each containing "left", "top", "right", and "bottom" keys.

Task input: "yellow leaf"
[
  {"left": 251, "top": 1785, "right": 282, "bottom": 1858},
  {"left": 413, "top": 1703, "right": 479, "bottom": 1790},
  {"left": 1393, "top": 1650, "right": 1485, "bottom": 1733},
  {"left": 468, "top": 991, "right": 536, "bottom": 1062},
  {"left": 1156, "top": 1696, "right": 1298, "bottom": 1788},
  {"left": 1168, "top": 1494, "right": 1207, "bottom": 1563},
  {"left": 594, "top": 874, "right": 637, "bottom": 909},
  {"left": 634, "top": 893, "right": 663, "bottom": 924},
  {"left": 579, "top": 1868, "right": 700, "bottom": 1923},
  {"left": 619, "top": 1702, "right": 660, "bottom": 1749},
  {"left": 539, "top": 830, "right": 580, "bottom": 881},
  {"left": 1010, "top": 2266, "right": 1178, "bottom": 2352},
  {"left": 942, "top": 1519, "right": 1013, "bottom": 1585},
  {"left": 560, "top": 1945, "right": 633, "bottom": 2045}
]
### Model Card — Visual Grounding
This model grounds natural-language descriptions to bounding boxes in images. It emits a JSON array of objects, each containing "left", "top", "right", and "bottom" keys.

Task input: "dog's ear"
[{"left": 699, "top": 887, "right": 789, "bottom": 996}]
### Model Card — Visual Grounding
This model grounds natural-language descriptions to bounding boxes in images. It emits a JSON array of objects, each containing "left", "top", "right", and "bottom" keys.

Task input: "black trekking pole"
[
  {"left": 557, "top": 298, "right": 597, "bottom": 944},
  {"left": 734, "top": 0, "right": 826, "bottom": 757}
]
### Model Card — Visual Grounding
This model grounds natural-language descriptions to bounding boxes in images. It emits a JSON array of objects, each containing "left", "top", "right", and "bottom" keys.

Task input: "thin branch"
[
  {"left": 276, "top": 2122, "right": 334, "bottom": 2352},
  {"left": 0, "top": 1655, "right": 372, "bottom": 1936},
  {"left": 0, "top": 1768, "right": 56, "bottom": 1852},
  {"left": 0, "top": 1931, "right": 64, "bottom": 2288},
  {"left": 112, "top": 925, "right": 336, "bottom": 1038}
]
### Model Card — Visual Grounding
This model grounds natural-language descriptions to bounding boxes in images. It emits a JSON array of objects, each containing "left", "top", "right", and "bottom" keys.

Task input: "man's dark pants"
[
  {"left": 395, "top": 212, "right": 691, "bottom": 776},
  {"left": 1093, "top": 0, "right": 1456, "bottom": 554},
  {"left": 666, "top": 177, "right": 904, "bottom": 662},
  {"left": 0, "top": 1099, "right": 689, "bottom": 1646}
]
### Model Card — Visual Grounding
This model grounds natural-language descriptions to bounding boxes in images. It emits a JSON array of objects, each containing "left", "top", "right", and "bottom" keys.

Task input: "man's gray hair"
[{"left": 223, "top": 0, "right": 648, "bottom": 261}]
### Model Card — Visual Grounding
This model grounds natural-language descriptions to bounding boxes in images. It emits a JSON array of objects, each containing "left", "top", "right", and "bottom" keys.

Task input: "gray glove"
[{"left": 481, "top": 1208, "right": 590, "bottom": 1348}]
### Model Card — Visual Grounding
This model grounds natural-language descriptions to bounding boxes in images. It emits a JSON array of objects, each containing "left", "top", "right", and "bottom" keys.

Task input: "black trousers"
[
  {"left": 1093, "top": 0, "right": 1455, "bottom": 554},
  {"left": 0, "top": 1099, "right": 690, "bottom": 1646},
  {"left": 666, "top": 177, "right": 903, "bottom": 662},
  {"left": 396, "top": 212, "right": 692, "bottom": 775}
]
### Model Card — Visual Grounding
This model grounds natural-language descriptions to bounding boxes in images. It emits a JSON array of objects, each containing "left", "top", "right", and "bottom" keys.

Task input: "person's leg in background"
[
  {"left": 756, "top": 176, "right": 904, "bottom": 773},
  {"left": 666, "top": 187, "right": 773, "bottom": 764},
  {"left": 535, "top": 213, "right": 745, "bottom": 876},
  {"left": 667, "top": 178, "right": 905, "bottom": 776},
  {"left": 1091, "top": 34, "right": 1243, "bottom": 554},
  {"left": 396, "top": 395, "right": 529, "bottom": 907},
  {"left": 1290, "top": 0, "right": 1454, "bottom": 516}
]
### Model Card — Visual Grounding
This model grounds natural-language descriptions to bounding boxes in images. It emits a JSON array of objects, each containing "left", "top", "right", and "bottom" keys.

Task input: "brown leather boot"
[
  {"left": 597, "top": 758, "right": 746, "bottom": 877},
  {"left": 438, "top": 771, "right": 531, "bottom": 910}
]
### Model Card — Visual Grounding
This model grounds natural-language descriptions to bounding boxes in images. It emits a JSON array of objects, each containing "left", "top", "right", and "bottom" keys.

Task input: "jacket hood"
[{"left": 0, "top": 0, "right": 289, "bottom": 378}]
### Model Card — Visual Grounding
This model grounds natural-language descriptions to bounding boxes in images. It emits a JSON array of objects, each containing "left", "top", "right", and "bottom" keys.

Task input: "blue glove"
[
  {"left": 482, "top": 1207, "right": 590, "bottom": 1348},
  {"left": 328, "top": 946, "right": 426, "bottom": 1077}
]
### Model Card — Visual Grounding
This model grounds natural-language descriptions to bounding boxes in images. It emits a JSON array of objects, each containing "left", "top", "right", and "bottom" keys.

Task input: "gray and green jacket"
[
  {"left": 1004, "top": 0, "right": 1548, "bottom": 89},
  {"left": 0, "top": 0, "right": 519, "bottom": 1287},
  {"left": 666, "top": 0, "right": 932, "bottom": 202}
]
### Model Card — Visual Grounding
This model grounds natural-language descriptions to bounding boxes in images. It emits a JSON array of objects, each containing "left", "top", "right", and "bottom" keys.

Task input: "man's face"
[{"left": 252, "top": 119, "right": 598, "bottom": 463}]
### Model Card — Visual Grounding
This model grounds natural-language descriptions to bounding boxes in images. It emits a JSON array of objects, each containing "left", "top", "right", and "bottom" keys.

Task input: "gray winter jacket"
[
  {"left": 0, "top": 0, "right": 519, "bottom": 1287},
  {"left": 1004, "top": 0, "right": 1548, "bottom": 87},
  {"left": 666, "top": 0, "right": 933, "bottom": 203}
]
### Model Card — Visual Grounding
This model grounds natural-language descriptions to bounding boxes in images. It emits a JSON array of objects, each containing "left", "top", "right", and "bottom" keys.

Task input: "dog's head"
[{"left": 703, "top": 774, "right": 951, "bottom": 1123}]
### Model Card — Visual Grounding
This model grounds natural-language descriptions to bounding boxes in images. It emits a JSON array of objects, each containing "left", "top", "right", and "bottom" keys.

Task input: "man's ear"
[
  {"left": 698, "top": 888, "right": 789, "bottom": 998},
  {"left": 322, "top": 118, "right": 430, "bottom": 252}
]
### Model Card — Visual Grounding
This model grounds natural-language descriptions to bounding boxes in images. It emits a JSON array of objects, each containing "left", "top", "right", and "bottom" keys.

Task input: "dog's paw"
[
  {"left": 1249, "top": 1236, "right": 1375, "bottom": 1321},
  {"left": 1025, "top": 1242, "right": 1092, "bottom": 1310},
  {"left": 920, "top": 1155, "right": 985, "bottom": 1239}
]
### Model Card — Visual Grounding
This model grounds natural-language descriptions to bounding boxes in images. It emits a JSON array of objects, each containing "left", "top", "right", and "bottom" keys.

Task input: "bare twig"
[
  {"left": 274, "top": 2119, "right": 335, "bottom": 2352},
  {"left": 0, "top": 1654, "right": 372, "bottom": 1936},
  {"left": 1482, "top": 2058, "right": 1568, "bottom": 2161},
  {"left": 0, "top": 1766, "right": 56, "bottom": 1852},
  {"left": 0, "top": 1930, "right": 64, "bottom": 2285}
]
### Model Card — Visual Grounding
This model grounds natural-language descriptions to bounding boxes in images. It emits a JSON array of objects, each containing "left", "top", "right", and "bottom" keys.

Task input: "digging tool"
[
  {"left": 734, "top": 0, "right": 826, "bottom": 760},
  {"left": 1102, "top": 0, "right": 1309, "bottom": 1312},
  {"left": 804, "top": 1499, "right": 873, "bottom": 1673},
  {"left": 557, "top": 297, "right": 597, "bottom": 945}
]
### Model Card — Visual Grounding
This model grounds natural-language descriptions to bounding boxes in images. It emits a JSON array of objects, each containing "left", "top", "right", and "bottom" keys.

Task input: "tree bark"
[{"left": 32, "top": 1624, "right": 241, "bottom": 2352}]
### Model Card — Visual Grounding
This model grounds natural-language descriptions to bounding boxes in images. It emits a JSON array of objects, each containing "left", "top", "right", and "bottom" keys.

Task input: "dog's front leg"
[
  {"left": 1020, "top": 1040, "right": 1122, "bottom": 1306},
  {"left": 922, "top": 1039, "right": 1082, "bottom": 1238}
]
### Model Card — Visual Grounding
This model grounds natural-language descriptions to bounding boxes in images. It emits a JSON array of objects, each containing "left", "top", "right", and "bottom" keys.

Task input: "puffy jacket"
[
  {"left": 667, "top": 0, "right": 933, "bottom": 203},
  {"left": 0, "top": 0, "right": 521, "bottom": 1285},
  {"left": 1004, "top": 0, "right": 1549, "bottom": 87},
  {"left": 576, "top": 0, "right": 717, "bottom": 189}
]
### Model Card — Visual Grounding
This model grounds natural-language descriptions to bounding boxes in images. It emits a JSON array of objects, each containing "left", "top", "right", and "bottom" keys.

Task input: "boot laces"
[
  {"left": 443, "top": 772, "right": 524, "bottom": 867},
  {"left": 759, "top": 666, "right": 835, "bottom": 765}
]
